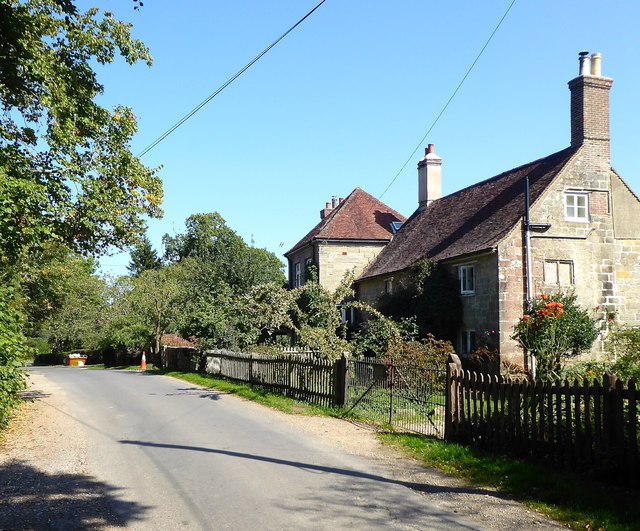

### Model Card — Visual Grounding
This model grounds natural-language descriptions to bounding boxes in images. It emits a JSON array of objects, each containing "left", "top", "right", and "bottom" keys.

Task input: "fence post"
[
  {"left": 333, "top": 354, "right": 348, "bottom": 406},
  {"left": 446, "top": 353, "right": 463, "bottom": 441}
]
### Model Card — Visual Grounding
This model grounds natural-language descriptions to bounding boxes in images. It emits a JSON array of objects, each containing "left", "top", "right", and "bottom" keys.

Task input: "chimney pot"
[
  {"left": 427, "top": 143, "right": 435, "bottom": 154},
  {"left": 331, "top": 196, "right": 338, "bottom": 208},
  {"left": 325, "top": 202, "right": 331, "bottom": 209},
  {"left": 339, "top": 197, "right": 344, "bottom": 204},
  {"left": 591, "top": 52, "right": 602, "bottom": 76},
  {"left": 578, "top": 50, "right": 590, "bottom": 76}
]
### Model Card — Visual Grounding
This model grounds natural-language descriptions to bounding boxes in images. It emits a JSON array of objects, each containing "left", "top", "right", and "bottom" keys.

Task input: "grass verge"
[
  {"left": 380, "top": 433, "right": 639, "bottom": 531},
  {"left": 109, "top": 367, "right": 638, "bottom": 530}
]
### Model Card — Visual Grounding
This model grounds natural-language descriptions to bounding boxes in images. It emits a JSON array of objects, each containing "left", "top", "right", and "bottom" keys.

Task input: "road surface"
[{"left": 21, "top": 367, "right": 483, "bottom": 530}]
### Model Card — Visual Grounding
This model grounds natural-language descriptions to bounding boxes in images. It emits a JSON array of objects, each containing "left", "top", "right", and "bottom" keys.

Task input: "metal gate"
[{"left": 345, "top": 359, "right": 447, "bottom": 438}]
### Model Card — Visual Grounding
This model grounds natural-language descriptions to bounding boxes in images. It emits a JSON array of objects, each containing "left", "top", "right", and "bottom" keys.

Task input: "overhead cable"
[
  {"left": 379, "top": 0, "right": 518, "bottom": 199},
  {"left": 137, "top": 0, "right": 328, "bottom": 158}
]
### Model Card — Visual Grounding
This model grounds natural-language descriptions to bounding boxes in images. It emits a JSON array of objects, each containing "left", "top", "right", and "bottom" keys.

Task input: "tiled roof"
[
  {"left": 285, "top": 188, "right": 406, "bottom": 256},
  {"left": 360, "top": 146, "right": 580, "bottom": 280}
]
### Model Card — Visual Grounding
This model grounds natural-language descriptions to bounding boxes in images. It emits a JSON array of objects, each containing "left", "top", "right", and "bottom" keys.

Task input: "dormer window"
[{"left": 565, "top": 192, "right": 589, "bottom": 222}]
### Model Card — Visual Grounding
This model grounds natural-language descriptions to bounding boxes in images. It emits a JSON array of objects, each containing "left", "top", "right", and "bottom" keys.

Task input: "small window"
[
  {"left": 384, "top": 279, "right": 393, "bottom": 295},
  {"left": 340, "top": 307, "right": 355, "bottom": 325},
  {"left": 390, "top": 221, "right": 404, "bottom": 234},
  {"left": 459, "top": 330, "right": 477, "bottom": 357},
  {"left": 543, "top": 260, "right": 574, "bottom": 285},
  {"left": 565, "top": 192, "right": 589, "bottom": 222},
  {"left": 294, "top": 262, "right": 301, "bottom": 288},
  {"left": 459, "top": 265, "right": 475, "bottom": 295}
]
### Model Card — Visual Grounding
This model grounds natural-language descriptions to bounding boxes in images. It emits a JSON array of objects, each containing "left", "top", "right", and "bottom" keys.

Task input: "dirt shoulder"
[
  {"left": 0, "top": 372, "right": 127, "bottom": 530},
  {"left": 1, "top": 371, "right": 564, "bottom": 530}
]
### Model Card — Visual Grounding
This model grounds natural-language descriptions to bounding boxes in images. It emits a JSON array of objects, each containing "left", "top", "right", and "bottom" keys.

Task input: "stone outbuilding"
[{"left": 356, "top": 52, "right": 640, "bottom": 367}]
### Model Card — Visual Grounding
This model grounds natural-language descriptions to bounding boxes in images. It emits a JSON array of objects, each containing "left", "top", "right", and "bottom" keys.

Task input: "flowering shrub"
[{"left": 512, "top": 293, "right": 598, "bottom": 380}]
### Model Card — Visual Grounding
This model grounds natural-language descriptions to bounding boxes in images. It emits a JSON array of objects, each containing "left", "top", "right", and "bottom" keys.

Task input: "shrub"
[
  {"left": 0, "top": 288, "right": 29, "bottom": 427},
  {"left": 512, "top": 293, "right": 598, "bottom": 381}
]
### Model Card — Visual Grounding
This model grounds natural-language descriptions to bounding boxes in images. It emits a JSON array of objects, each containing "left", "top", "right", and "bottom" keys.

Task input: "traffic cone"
[{"left": 140, "top": 351, "right": 147, "bottom": 371}]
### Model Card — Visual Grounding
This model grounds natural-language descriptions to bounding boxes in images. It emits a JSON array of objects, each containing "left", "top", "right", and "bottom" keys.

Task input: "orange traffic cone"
[{"left": 140, "top": 351, "right": 147, "bottom": 371}]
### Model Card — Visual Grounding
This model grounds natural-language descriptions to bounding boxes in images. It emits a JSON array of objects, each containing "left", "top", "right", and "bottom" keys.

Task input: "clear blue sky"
[{"left": 89, "top": 0, "right": 640, "bottom": 276}]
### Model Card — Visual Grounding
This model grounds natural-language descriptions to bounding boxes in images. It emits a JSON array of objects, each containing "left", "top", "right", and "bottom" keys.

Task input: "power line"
[
  {"left": 137, "top": 0, "right": 328, "bottom": 159},
  {"left": 379, "top": 0, "right": 518, "bottom": 199}
]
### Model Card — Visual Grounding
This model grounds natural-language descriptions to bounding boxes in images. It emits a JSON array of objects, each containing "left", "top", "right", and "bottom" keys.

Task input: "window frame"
[
  {"left": 458, "top": 264, "right": 475, "bottom": 295},
  {"left": 564, "top": 192, "right": 589, "bottom": 222},
  {"left": 543, "top": 259, "right": 574, "bottom": 286},
  {"left": 293, "top": 262, "right": 301, "bottom": 288},
  {"left": 384, "top": 278, "right": 393, "bottom": 295}
]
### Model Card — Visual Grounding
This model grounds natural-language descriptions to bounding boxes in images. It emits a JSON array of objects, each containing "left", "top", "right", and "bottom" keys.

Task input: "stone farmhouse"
[
  {"left": 284, "top": 188, "right": 406, "bottom": 292},
  {"left": 355, "top": 52, "right": 640, "bottom": 367}
]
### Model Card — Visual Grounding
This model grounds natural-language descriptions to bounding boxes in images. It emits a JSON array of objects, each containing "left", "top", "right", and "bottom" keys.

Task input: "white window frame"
[
  {"left": 565, "top": 192, "right": 589, "bottom": 222},
  {"left": 458, "top": 265, "right": 475, "bottom": 295},
  {"left": 459, "top": 330, "right": 477, "bottom": 357},
  {"left": 294, "top": 262, "right": 301, "bottom": 288}
]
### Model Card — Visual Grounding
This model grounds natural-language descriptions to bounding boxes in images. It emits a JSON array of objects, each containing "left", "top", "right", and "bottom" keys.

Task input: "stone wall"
[
  {"left": 317, "top": 241, "right": 388, "bottom": 292},
  {"left": 443, "top": 253, "right": 500, "bottom": 353},
  {"left": 497, "top": 146, "right": 640, "bottom": 365}
]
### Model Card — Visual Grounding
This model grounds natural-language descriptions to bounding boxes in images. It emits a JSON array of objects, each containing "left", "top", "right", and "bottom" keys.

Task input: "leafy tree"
[
  {"left": 127, "top": 236, "right": 162, "bottom": 277},
  {"left": 512, "top": 293, "right": 598, "bottom": 380},
  {"left": 128, "top": 266, "right": 182, "bottom": 355},
  {"left": 163, "top": 213, "right": 284, "bottom": 292},
  {"left": 239, "top": 283, "right": 297, "bottom": 344},
  {"left": 0, "top": 0, "right": 163, "bottom": 264},
  {"left": 36, "top": 252, "right": 107, "bottom": 352},
  {"left": 376, "top": 259, "right": 462, "bottom": 343},
  {"left": 291, "top": 270, "right": 354, "bottom": 360},
  {"left": 0, "top": 286, "right": 29, "bottom": 427}
]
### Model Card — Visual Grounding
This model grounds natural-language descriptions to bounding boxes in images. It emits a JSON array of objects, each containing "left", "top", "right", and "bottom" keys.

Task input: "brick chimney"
[
  {"left": 568, "top": 51, "right": 613, "bottom": 165},
  {"left": 418, "top": 144, "right": 442, "bottom": 208},
  {"left": 320, "top": 201, "right": 332, "bottom": 219}
]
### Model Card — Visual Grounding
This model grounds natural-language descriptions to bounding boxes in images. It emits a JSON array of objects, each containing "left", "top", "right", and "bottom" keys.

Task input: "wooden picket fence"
[
  {"left": 446, "top": 355, "right": 639, "bottom": 487},
  {"left": 204, "top": 350, "right": 343, "bottom": 407}
]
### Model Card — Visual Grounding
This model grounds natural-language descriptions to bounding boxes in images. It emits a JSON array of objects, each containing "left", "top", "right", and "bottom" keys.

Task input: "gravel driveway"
[{"left": 0, "top": 371, "right": 564, "bottom": 530}]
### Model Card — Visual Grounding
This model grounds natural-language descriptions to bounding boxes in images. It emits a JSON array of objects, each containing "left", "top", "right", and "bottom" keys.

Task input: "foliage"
[
  {"left": 350, "top": 316, "right": 417, "bottom": 358},
  {"left": 382, "top": 334, "right": 454, "bottom": 369},
  {"left": 291, "top": 270, "right": 354, "bottom": 360},
  {"left": 512, "top": 293, "right": 598, "bottom": 381},
  {"left": 376, "top": 259, "right": 462, "bottom": 343},
  {"left": 163, "top": 212, "right": 285, "bottom": 293},
  {"left": 239, "top": 283, "right": 297, "bottom": 344},
  {"left": 34, "top": 251, "right": 107, "bottom": 353},
  {"left": 608, "top": 326, "right": 640, "bottom": 382},
  {"left": 0, "top": 0, "right": 162, "bottom": 262},
  {"left": 0, "top": 287, "right": 29, "bottom": 427},
  {"left": 127, "top": 236, "right": 162, "bottom": 277}
]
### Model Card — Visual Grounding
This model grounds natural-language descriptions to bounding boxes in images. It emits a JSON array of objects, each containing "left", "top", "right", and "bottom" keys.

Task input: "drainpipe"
[{"left": 523, "top": 176, "right": 536, "bottom": 379}]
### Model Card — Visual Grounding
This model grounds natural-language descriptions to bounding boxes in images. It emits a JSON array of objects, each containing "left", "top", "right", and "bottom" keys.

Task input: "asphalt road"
[{"left": 30, "top": 367, "right": 479, "bottom": 530}]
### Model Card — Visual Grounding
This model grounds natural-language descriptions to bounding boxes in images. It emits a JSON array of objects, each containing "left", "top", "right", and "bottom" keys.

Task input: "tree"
[
  {"left": 0, "top": 286, "right": 29, "bottom": 427},
  {"left": 163, "top": 212, "right": 285, "bottom": 293},
  {"left": 512, "top": 293, "right": 598, "bottom": 380},
  {"left": 128, "top": 236, "right": 162, "bottom": 277},
  {"left": 0, "top": 0, "right": 163, "bottom": 264},
  {"left": 32, "top": 248, "right": 107, "bottom": 352}
]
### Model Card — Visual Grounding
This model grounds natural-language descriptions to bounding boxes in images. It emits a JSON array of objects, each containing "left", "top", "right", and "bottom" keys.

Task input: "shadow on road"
[
  {"left": 119, "top": 439, "right": 503, "bottom": 499},
  {"left": 0, "top": 460, "right": 150, "bottom": 530}
]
